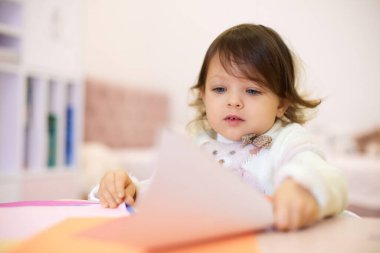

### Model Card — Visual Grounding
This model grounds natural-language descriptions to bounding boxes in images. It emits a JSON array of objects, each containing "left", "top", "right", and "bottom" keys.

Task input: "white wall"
[{"left": 84, "top": 0, "right": 380, "bottom": 134}]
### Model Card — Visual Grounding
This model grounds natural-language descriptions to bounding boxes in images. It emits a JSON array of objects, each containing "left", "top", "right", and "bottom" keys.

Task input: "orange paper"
[
  {"left": 10, "top": 217, "right": 260, "bottom": 253},
  {"left": 10, "top": 218, "right": 139, "bottom": 253}
]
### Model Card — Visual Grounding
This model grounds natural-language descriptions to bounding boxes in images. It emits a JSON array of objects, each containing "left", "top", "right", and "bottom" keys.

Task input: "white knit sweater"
[{"left": 198, "top": 121, "right": 347, "bottom": 218}]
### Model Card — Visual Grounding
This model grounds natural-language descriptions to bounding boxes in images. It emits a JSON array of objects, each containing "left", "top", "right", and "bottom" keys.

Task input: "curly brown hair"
[{"left": 188, "top": 23, "right": 321, "bottom": 135}]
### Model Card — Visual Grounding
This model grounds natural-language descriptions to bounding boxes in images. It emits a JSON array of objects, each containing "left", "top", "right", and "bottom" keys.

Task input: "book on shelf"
[
  {"left": 11, "top": 80, "right": 78, "bottom": 169},
  {"left": 47, "top": 113, "right": 57, "bottom": 167},
  {"left": 65, "top": 84, "right": 74, "bottom": 166},
  {"left": 47, "top": 81, "right": 57, "bottom": 168},
  {"left": 24, "top": 76, "right": 34, "bottom": 169}
]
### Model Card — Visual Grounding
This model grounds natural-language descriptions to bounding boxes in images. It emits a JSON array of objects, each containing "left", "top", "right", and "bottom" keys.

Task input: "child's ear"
[{"left": 276, "top": 99, "right": 289, "bottom": 117}]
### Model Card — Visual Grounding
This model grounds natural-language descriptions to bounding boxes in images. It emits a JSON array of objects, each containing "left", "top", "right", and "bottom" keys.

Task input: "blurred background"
[
  {"left": 0, "top": 0, "right": 379, "bottom": 217},
  {"left": 85, "top": 0, "right": 380, "bottom": 134}
]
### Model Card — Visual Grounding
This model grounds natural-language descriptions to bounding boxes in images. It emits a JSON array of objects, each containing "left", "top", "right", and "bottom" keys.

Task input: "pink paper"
[
  {"left": 0, "top": 201, "right": 129, "bottom": 240},
  {"left": 80, "top": 131, "right": 273, "bottom": 249},
  {"left": 0, "top": 200, "right": 98, "bottom": 207}
]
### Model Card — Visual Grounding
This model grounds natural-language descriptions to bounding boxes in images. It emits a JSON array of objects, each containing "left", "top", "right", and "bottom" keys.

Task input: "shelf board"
[
  {"left": 0, "top": 168, "right": 80, "bottom": 182},
  {"left": 0, "top": 171, "right": 20, "bottom": 182},
  {"left": 0, "top": 23, "right": 22, "bottom": 38},
  {"left": 24, "top": 168, "right": 80, "bottom": 179},
  {"left": 0, "top": 61, "right": 21, "bottom": 74},
  {"left": 0, "top": 168, "right": 82, "bottom": 202}
]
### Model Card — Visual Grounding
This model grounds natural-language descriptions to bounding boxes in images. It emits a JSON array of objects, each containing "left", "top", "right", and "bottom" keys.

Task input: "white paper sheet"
[{"left": 83, "top": 130, "right": 274, "bottom": 249}]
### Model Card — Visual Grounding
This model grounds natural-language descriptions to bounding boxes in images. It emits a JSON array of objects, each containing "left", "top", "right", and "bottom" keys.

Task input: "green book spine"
[{"left": 47, "top": 113, "right": 57, "bottom": 167}]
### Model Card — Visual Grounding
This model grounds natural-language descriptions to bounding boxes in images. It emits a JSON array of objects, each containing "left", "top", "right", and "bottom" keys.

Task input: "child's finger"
[
  {"left": 109, "top": 172, "right": 126, "bottom": 204},
  {"left": 102, "top": 189, "right": 118, "bottom": 208},
  {"left": 114, "top": 172, "right": 128, "bottom": 199},
  {"left": 274, "top": 202, "right": 290, "bottom": 231},
  {"left": 98, "top": 183, "right": 110, "bottom": 207},
  {"left": 99, "top": 196, "right": 109, "bottom": 208},
  {"left": 99, "top": 179, "right": 120, "bottom": 207},
  {"left": 289, "top": 202, "right": 304, "bottom": 230},
  {"left": 302, "top": 200, "right": 319, "bottom": 227},
  {"left": 124, "top": 183, "right": 136, "bottom": 205}
]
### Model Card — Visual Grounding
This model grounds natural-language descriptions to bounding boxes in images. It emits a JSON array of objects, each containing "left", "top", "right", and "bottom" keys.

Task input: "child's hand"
[
  {"left": 98, "top": 169, "right": 136, "bottom": 208},
  {"left": 273, "top": 178, "right": 319, "bottom": 231}
]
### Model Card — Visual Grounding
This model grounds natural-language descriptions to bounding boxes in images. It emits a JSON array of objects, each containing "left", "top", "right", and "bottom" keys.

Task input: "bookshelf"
[{"left": 0, "top": 0, "right": 83, "bottom": 202}]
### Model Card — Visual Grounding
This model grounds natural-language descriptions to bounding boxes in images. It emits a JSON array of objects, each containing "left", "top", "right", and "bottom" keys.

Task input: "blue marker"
[{"left": 125, "top": 203, "right": 135, "bottom": 214}]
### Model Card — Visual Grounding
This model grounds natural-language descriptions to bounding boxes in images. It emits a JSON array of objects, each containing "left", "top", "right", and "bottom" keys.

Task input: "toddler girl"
[{"left": 90, "top": 23, "right": 347, "bottom": 231}]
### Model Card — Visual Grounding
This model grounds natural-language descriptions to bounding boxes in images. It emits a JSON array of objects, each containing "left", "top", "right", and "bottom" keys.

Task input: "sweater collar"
[{"left": 216, "top": 120, "right": 282, "bottom": 144}]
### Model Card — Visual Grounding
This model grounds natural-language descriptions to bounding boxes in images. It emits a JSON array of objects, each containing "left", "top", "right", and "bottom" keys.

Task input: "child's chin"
[{"left": 221, "top": 133, "right": 243, "bottom": 142}]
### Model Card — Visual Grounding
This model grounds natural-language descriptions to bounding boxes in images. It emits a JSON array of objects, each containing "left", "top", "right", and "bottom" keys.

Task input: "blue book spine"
[{"left": 65, "top": 105, "right": 74, "bottom": 166}]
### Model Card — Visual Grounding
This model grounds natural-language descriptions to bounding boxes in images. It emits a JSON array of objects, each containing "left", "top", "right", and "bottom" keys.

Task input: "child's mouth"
[{"left": 224, "top": 115, "right": 244, "bottom": 122}]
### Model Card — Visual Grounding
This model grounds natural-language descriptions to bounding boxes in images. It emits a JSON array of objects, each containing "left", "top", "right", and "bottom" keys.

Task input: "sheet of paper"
[
  {"left": 11, "top": 217, "right": 260, "bottom": 253},
  {"left": 0, "top": 200, "right": 98, "bottom": 207},
  {"left": 0, "top": 201, "right": 129, "bottom": 240},
  {"left": 11, "top": 218, "right": 139, "bottom": 253},
  {"left": 80, "top": 130, "right": 273, "bottom": 249}
]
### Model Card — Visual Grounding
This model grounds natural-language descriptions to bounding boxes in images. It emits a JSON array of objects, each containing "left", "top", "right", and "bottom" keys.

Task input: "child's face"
[{"left": 202, "top": 54, "right": 288, "bottom": 141}]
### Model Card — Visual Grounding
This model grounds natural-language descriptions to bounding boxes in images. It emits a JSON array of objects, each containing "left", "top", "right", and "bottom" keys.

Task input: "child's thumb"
[{"left": 124, "top": 184, "right": 136, "bottom": 205}]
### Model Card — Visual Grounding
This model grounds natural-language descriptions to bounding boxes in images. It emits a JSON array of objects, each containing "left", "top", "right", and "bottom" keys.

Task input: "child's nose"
[{"left": 227, "top": 94, "right": 243, "bottom": 108}]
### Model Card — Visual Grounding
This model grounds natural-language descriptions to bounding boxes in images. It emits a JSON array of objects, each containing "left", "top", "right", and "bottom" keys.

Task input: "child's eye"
[
  {"left": 246, "top": 88, "right": 261, "bottom": 95},
  {"left": 212, "top": 87, "right": 226, "bottom": 93}
]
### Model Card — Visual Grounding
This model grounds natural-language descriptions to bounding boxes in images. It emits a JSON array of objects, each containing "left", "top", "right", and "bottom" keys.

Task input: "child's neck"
[{"left": 216, "top": 134, "right": 240, "bottom": 144}]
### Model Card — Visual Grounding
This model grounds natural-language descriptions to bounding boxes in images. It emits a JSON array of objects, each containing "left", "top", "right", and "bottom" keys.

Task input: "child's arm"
[
  {"left": 270, "top": 125, "right": 347, "bottom": 230},
  {"left": 97, "top": 169, "right": 137, "bottom": 208},
  {"left": 276, "top": 150, "right": 347, "bottom": 216},
  {"left": 273, "top": 149, "right": 347, "bottom": 231},
  {"left": 273, "top": 178, "right": 319, "bottom": 231}
]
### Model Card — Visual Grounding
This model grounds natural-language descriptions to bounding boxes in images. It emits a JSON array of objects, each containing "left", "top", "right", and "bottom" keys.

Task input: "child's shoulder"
[
  {"left": 274, "top": 122, "right": 313, "bottom": 145},
  {"left": 271, "top": 122, "right": 325, "bottom": 158},
  {"left": 280, "top": 122, "right": 307, "bottom": 134},
  {"left": 193, "top": 131, "right": 214, "bottom": 146}
]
